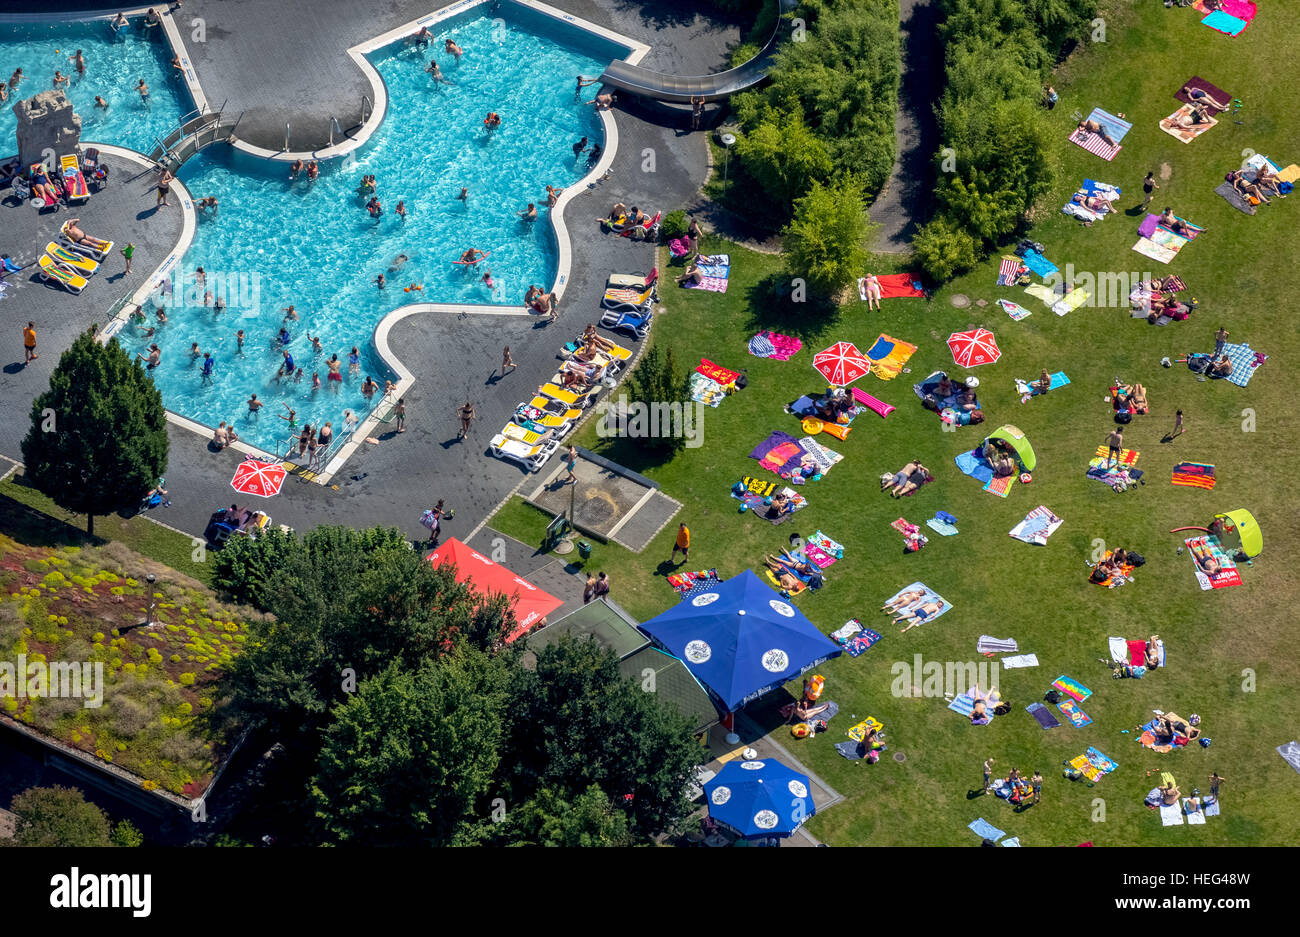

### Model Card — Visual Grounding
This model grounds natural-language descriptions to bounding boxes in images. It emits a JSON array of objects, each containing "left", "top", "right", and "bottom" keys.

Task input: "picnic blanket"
[
  {"left": 998, "top": 299, "right": 1031, "bottom": 321},
  {"left": 1201, "top": 7, "right": 1251, "bottom": 36},
  {"left": 1009, "top": 505, "right": 1064, "bottom": 546},
  {"left": 749, "top": 330, "right": 802, "bottom": 360},
  {"left": 689, "top": 371, "right": 726, "bottom": 407},
  {"left": 1172, "top": 462, "right": 1216, "bottom": 489},
  {"left": 1175, "top": 76, "right": 1233, "bottom": 107},
  {"left": 1026, "top": 702, "right": 1061, "bottom": 729},
  {"left": 668, "top": 568, "right": 719, "bottom": 593},
  {"left": 697, "top": 359, "right": 740, "bottom": 386},
  {"left": 1070, "top": 108, "right": 1131, "bottom": 160},
  {"left": 968, "top": 818, "right": 1005, "bottom": 842},
  {"left": 858, "top": 273, "right": 925, "bottom": 300},
  {"left": 1185, "top": 534, "right": 1242, "bottom": 589},
  {"left": 682, "top": 276, "right": 728, "bottom": 293},
  {"left": 1057, "top": 699, "right": 1092, "bottom": 727},
  {"left": 998, "top": 256, "right": 1027, "bottom": 286},
  {"left": 1160, "top": 104, "right": 1218, "bottom": 143},
  {"left": 749, "top": 431, "right": 804, "bottom": 475},
  {"left": 864, "top": 334, "right": 917, "bottom": 380},
  {"left": 983, "top": 474, "right": 1014, "bottom": 498},
  {"left": 1015, "top": 371, "right": 1070, "bottom": 398},
  {"left": 1052, "top": 675, "right": 1092, "bottom": 702},
  {"left": 1214, "top": 180, "right": 1256, "bottom": 214},
  {"left": 1001, "top": 654, "right": 1039, "bottom": 669},
  {"left": 1219, "top": 341, "right": 1265, "bottom": 386}
]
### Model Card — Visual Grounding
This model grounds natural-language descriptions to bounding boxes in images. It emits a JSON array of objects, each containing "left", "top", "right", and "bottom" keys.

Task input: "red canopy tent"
[{"left": 426, "top": 537, "right": 563, "bottom": 643}]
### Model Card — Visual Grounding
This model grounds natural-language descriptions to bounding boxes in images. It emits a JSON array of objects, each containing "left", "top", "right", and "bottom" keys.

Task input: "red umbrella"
[
  {"left": 231, "top": 458, "right": 287, "bottom": 498},
  {"left": 947, "top": 328, "right": 1001, "bottom": 368},
  {"left": 812, "top": 341, "right": 871, "bottom": 386}
]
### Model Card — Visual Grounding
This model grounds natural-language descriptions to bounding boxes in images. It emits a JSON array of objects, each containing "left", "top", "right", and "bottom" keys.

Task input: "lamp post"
[
  {"left": 143, "top": 573, "right": 157, "bottom": 629},
  {"left": 720, "top": 133, "right": 735, "bottom": 196}
]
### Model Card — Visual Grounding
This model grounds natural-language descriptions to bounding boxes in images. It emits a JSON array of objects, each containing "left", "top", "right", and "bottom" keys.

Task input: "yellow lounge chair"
[
  {"left": 45, "top": 242, "right": 99, "bottom": 275},
  {"left": 38, "top": 255, "right": 88, "bottom": 294},
  {"left": 538, "top": 382, "right": 600, "bottom": 408},
  {"left": 501, "top": 422, "right": 552, "bottom": 446},
  {"left": 59, "top": 220, "right": 114, "bottom": 260},
  {"left": 515, "top": 408, "right": 571, "bottom": 432},
  {"left": 527, "top": 397, "right": 582, "bottom": 421}
]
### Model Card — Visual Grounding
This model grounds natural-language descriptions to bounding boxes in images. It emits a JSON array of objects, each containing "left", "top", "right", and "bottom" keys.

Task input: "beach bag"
[
  {"left": 993, "top": 702, "right": 1011, "bottom": 716},
  {"left": 1128, "top": 552, "right": 1146, "bottom": 567},
  {"left": 1045, "top": 689, "right": 1063, "bottom": 704},
  {"left": 1115, "top": 410, "right": 1132, "bottom": 424},
  {"left": 735, "top": 372, "right": 748, "bottom": 390}
]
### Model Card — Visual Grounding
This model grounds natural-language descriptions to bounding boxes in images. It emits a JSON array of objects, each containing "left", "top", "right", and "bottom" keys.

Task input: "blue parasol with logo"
[{"left": 704, "top": 757, "right": 816, "bottom": 839}]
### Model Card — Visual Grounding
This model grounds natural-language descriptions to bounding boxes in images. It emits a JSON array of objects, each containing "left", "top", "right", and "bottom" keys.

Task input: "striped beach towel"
[
  {"left": 983, "top": 474, "right": 1014, "bottom": 498},
  {"left": 998, "top": 299, "right": 1031, "bottom": 320},
  {"left": 1071, "top": 127, "right": 1122, "bottom": 161},
  {"left": 1172, "top": 462, "right": 1216, "bottom": 489},
  {"left": 1052, "top": 675, "right": 1092, "bottom": 702},
  {"left": 998, "top": 256, "right": 1024, "bottom": 285},
  {"left": 1221, "top": 341, "right": 1263, "bottom": 387},
  {"left": 1094, "top": 444, "right": 1139, "bottom": 466}
]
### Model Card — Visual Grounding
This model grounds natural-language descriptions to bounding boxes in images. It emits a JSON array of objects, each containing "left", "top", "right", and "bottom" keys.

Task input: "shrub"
[
  {"left": 659, "top": 210, "right": 688, "bottom": 242},
  {"left": 782, "top": 175, "right": 876, "bottom": 299},
  {"left": 913, "top": 216, "right": 979, "bottom": 280}
]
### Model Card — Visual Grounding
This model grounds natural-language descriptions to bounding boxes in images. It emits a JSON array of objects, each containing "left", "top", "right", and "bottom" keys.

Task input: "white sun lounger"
[{"left": 490, "top": 435, "right": 559, "bottom": 472}]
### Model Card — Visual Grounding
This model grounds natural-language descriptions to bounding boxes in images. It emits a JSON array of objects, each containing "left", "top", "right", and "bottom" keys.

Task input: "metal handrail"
[
  {"left": 328, "top": 116, "right": 342, "bottom": 147},
  {"left": 283, "top": 123, "right": 290, "bottom": 151},
  {"left": 361, "top": 95, "right": 372, "bottom": 124}
]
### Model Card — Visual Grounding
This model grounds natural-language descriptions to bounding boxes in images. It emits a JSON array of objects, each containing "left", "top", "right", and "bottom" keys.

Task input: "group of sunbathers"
[
  {"left": 1225, "top": 164, "right": 1287, "bottom": 206},
  {"left": 880, "top": 461, "right": 930, "bottom": 498},
  {"left": 1131, "top": 277, "right": 1192, "bottom": 320},
  {"left": 980, "top": 436, "right": 1019, "bottom": 477},
  {"left": 525, "top": 284, "right": 559, "bottom": 320},
  {"left": 1172, "top": 84, "right": 1232, "bottom": 128},
  {"left": 1091, "top": 547, "right": 1135, "bottom": 583},
  {"left": 762, "top": 548, "right": 824, "bottom": 591},
  {"left": 881, "top": 588, "right": 946, "bottom": 633}
]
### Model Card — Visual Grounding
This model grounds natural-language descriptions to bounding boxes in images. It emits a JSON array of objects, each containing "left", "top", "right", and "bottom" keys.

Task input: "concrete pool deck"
[{"left": 0, "top": 0, "right": 728, "bottom": 580}]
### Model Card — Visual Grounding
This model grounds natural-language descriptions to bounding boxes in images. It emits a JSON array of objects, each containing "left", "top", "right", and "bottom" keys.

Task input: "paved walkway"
[{"left": 868, "top": 0, "right": 942, "bottom": 251}]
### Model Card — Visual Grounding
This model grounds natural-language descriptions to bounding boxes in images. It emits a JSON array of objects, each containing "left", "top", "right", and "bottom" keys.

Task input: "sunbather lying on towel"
[
  {"left": 1146, "top": 634, "right": 1162, "bottom": 668},
  {"left": 881, "top": 461, "right": 922, "bottom": 494},
  {"left": 882, "top": 588, "right": 925, "bottom": 613},
  {"left": 1078, "top": 118, "right": 1118, "bottom": 147},
  {"left": 1161, "top": 780, "right": 1181, "bottom": 805},
  {"left": 1158, "top": 208, "right": 1197, "bottom": 238},
  {"left": 676, "top": 261, "right": 704, "bottom": 287},
  {"left": 1182, "top": 85, "right": 1230, "bottom": 112},
  {"left": 1072, "top": 192, "right": 1113, "bottom": 213},
  {"left": 882, "top": 463, "right": 931, "bottom": 498},
  {"left": 969, "top": 685, "right": 998, "bottom": 725},
  {"left": 763, "top": 558, "right": 803, "bottom": 592},
  {"left": 1157, "top": 712, "right": 1201, "bottom": 744},
  {"left": 896, "top": 599, "right": 945, "bottom": 632},
  {"left": 1226, "top": 169, "right": 1270, "bottom": 205}
]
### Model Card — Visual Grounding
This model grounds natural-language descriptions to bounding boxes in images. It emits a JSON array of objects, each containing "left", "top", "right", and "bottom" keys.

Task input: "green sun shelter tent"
[
  {"left": 1215, "top": 509, "right": 1262, "bottom": 558},
  {"left": 986, "top": 424, "right": 1037, "bottom": 472}
]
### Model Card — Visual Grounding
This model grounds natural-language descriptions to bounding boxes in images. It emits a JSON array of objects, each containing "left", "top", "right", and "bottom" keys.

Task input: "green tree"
[
  {"left": 624, "top": 344, "right": 690, "bottom": 456},
  {"left": 495, "top": 785, "right": 633, "bottom": 847},
  {"left": 7, "top": 785, "right": 112, "bottom": 846},
  {"left": 309, "top": 652, "right": 510, "bottom": 845},
  {"left": 782, "top": 175, "right": 876, "bottom": 299},
  {"left": 913, "top": 215, "right": 979, "bottom": 281},
  {"left": 499, "top": 636, "right": 702, "bottom": 839},
  {"left": 732, "top": 107, "right": 835, "bottom": 222},
  {"left": 21, "top": 332, "right": 167, "bottom": 535},
  {"left": 110, "top": 820, "right": 144, "bottom": 847}
]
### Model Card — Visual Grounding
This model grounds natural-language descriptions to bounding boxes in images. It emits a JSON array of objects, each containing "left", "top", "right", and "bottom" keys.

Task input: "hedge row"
[
  {"left": 726, "top": 0, "right": 901, "bottom": 233},
  {"left": 914, "top": 0, "right": 1100, "bottom": 280}
]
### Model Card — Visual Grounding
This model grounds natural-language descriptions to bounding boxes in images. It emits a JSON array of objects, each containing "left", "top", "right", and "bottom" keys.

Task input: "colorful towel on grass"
[
  {"left": 737, "top": 475, "right": 776, "bottom": 497},
  {"left": 695, "top": 254, "right": 730, "bottom": 277},
  {"left": 999, "top": 299, "right": 1031, "bottom": 321},
  {"left": 1202, "top": 8, "right": 1250, "bottom": 36},
  {"left": 1094, "top": 445, "right": 1139, "bottom": 466},
  {"left": 1052, "top": 289, "right": 1090, "bottom": 317},
  {"left": 968, "top": 818, "right": 1005, "bottom": 842},
  {"left": 844, "top": 628, "right": 882, "bottom": 658},
  {"left": 1278, "top": 164, "right": 1300, "bottom": 184},
  {"left": 683, "top": 276, "right": 728, "bottom": 293},
  {"left": 1026, "top": 702, "right": 1061, "bottom": 729},
  {"left": 1070, "top": 108, "right": 1131, "bottom": 160},
  {"left": 740, "top": 490, "right": 807, "bottom": 525},
  {"left": 697, "top": 359, "right": 740, "bottom": 386},
  {"left": 1021, "top": 249, "right": 1056, "bottom": 278},
  {"left": 668, "top": 568, "right": 720, "bottom": 596},
  {"left": 1132, "top": 237, "right": 1179, "bottom": 265},
  {"left": 807, "top": 530, "right": 845, "bottom": 562},
  {"left": 1186, "top": 535, "right": 1242, "bottom": 589},
  {"left": 749, "top": 330, "right": 802, "bottom": 360},
  {"left": 955, "top": 449, "right": 995, "bottom": 484},
  {"left": 949, "top": 691, "right": 999, "bottom": 719},
  {"left": 865, "top": 334, "right": 917, "bottom": 380},
  {"left": 1052, "top": 675, "right": 1093, "bottom": 702},
  {"left": 1009, "top": 505, "right": 1064, "bottom": 545},
  {"left": 689, "top": 371, "right": 726, "bottom": 407},
  {"left": 977, "top": 635, "right": 1018, "bottom": 654},
  {"left": 1175, "top": 76, "right": 1233, "bottom": 107},
  {"left": 1172, "top": 462, "right": 1216, "bottom": 489},
  {"left": 1024, "top": 283, "right": 1063, "bottom": 308},
  {"left": 1015, "top": 372, "right": 1070, "bottom": 398},
  {"left": 749, "top": 431, "right": 803, "bottom": 474},
  {"left": 798, "top": 437, "right": 843, "bottom": 477},
  {"left": 1069, "top": 747, "right": 1117, "bottom": 781},
  {"left": 883, "top": 582, "right": 952, "bottom": 625},
  {"left": 1057, "top": 699, "right": 1092, "bottom": 727},
  {"left": 858, "top": 273, "right": 925, "bottom": 300},
  {"left": 847, "top": 716, "right": 884, "bottom": 742},
  {"left": 926, "top": 515, "right": 959, "bottom": 537},
  {"left": 998, "top": 256, "right": 1027, "bottom": 286},
  {"left": 1220, "top": 341, "right": 1264, "bottom": 386},
  {"left": 983, "top": 474, "right": 1015, "bottom": 498},
  {"left": 1160, "top": 105, "right": 1218, "bottom": 143}
]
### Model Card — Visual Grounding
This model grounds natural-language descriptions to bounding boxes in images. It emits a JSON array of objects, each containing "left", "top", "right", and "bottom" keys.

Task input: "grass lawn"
[{"left": 494, "top": 0, "right": 1299, "bottom": 845}]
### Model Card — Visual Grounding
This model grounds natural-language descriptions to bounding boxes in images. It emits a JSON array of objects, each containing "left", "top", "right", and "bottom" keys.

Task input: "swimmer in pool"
[
  {"left": 282, "top": 305, "right": 298, "bottom": 321},
  {"left": 53, "top": 71, "right": 70, "bottom": 89},
  {"left": 427, "top": 59, "right": 450, "bottom": 83},
  {"left": 290, "top": 158, "right": 304, "bottom": 179},
  {"left": 445, "top": 38, "right": 463, "bottom": 59},
  {"left": 482, "top": 270, "right": 496, "bottom": 290},
  {"left": 348, "top": 347, "right": 360, "bottom": 376},
  {"left": 459, "top": 248, "right": 486, "bottom": 265},
  {"left": 306, "top": 161, "right": 318, "bottom": 180},
  {"left": 375, "top": 273, "right": 385, "bottom": 289},
  {"left": 575, "top": 75, "right": 599, "bottom": 100},
  {"left": 519, "top": 203, "right": 537, "bottom": 221},
  {"left": 70, "top": 50, "right": 86, "bottom": 75},
  {"left": 309, "top": 334, "right": 323, "bottom": 353},
  {"left": 366, "top": 197, "right": 382, "bottom": 217},
  {"left": 389, "top": 254, "right": 409, "bottom": 273},
  {"left": 484, "top": 111, "right": 501, "bottom": 130},
  {"left": 136, "top": 78, "right": 149, "bottom": 102},
  {"left": 94, "top": 95, "right": 109, "bottom": 108},
  {"left": 395, "top": 200, "right": 406, "bottom": 221},
  {"left": 456, "top": 186, "right": 469, "bottom": 203},
  {"left": 414, "top": 26, "right": 433, "bottom": 47}
]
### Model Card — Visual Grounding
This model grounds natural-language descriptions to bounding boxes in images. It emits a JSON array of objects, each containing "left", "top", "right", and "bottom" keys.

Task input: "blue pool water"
[
  {"left": 126, "top": 12, "right": 616, "bottom": 455},
  {"left": 0, "top": 19, "right": 191, "bottom": 155}
]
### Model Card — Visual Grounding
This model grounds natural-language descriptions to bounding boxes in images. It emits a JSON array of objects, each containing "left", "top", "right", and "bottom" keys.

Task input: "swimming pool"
[
  {"left": 126, "top": 10, "right": 619, "bottom": 455},
  {"left": 0, "top": 19, "right": 191, "bottom": 155}
]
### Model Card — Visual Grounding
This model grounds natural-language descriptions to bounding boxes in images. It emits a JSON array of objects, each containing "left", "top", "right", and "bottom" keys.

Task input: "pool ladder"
[
  {"left": 328, "top": 117, "right": 344, "bottom": 147},
  {"left": 283, "top": 123, "right": 291, "bottom": 152}
]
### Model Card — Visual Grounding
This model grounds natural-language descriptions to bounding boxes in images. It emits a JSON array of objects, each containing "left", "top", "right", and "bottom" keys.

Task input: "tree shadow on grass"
[
  {"left": 582, "top": 434, "right": 682, "bottom": 477},
  {"left": 0, "top": 488, "right": 103, "bottom": 550},
  {"left": 741, "top": 273, "right": 844, "bottom": 342}
]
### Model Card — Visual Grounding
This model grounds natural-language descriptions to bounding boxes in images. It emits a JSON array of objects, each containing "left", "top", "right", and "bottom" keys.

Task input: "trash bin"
[{"left": 577, "top": 541, "right": 592, "bottom": 560}]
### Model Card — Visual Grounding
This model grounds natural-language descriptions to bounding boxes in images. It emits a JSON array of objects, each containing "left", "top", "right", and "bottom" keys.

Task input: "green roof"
[
  {"left": 528, "top": 598, "right": 649, "bottom": 659},
  {"left": 619, "top": 647, "right": 720, "bottom": 735}
]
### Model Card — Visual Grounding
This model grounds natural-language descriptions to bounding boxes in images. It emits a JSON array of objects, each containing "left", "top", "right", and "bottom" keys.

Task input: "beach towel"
[
  {"left": 1175, "top": 76, "right": 1233, "bottom": 107},
  {"left": 799, "top": 436, "right": 843, "bottom": 476},
  {"left": 1070, "top": 108, "right": 1130, "bottom": 160},
  {"left": 830, "top": 620, "right": 862, "bottom": 643},
  {"left": 1057, "top": 699, "right": 1092, "bottom": 727},
  {"left": 1204, "top": 796, "right": 1221, "bottom": 817},
  {"left": 1183, "top": 799, "right": 1206, "bottom": 824},
  {"left": 689, "top": 371, "right": 726, "bottom": 407},
  {"left": 683, "top": 275, "right": 728, "bottom": 293},
  {"left": 1277, "top": 741, "right": 1300, "bottom": 776},
  {"left": 998, "top": 256, "right": 1026, "bottom": 286},
  {"left": 1172, "top": 462, "right": 1216, "bottom": 489},
  {"left": 780, "top": 699, "right": 839, "bottom": 724},
  {"left": 747, "top": 333, "right": 776, "bottom": 359},
  {"left": 1214, "top": 181, "right": 1256, "bottom": 214},
  {"left": 1022, "top": 249, "right": 1057, "bottom": 278},
  {"left": 750, "top": 330, "right": 802, "bottom": 360},
  {"left": 1220, "top": 341, "right": 1263, "bottom": 387},
  {"left": 1160, "top": 105, "right": 1218, "bottom": 143},
  {"left": 977, "top": 635, "right": 1018, "bottom": 654},
  {"left": 1277, "top": 164, "right": 1300, "bottom": 185},
  {"left": 668, "top": 568, "right": 720, "bottom": 595},
  {"left": 859, "top": 273, "right": 924, "bottom": 300},
  {"left": 803, "top": 543, "right": 837, "bottom": 569},
  {"left": 1108, "top": 636, "right": 1128, "bottom": 663},
  {"left": 955, "top": 449, "right": 995, "bottom": 484},
  {"left": 1127, "top": 639, "right": 1148, "bottom": 667},
  {"left": 983, "top": 474, "right": 1014, "bottom": 498},
  {"left": 1202, "top": 9, "right": 1249, "bottom": 36},
  {"left": 738, "top": 476, "right": 777, "bottom": 497},
  {"left": 697, "top": 359, "right": 740, "bottom": 386},
  {"left": 835, "top": 740, "right": 869, "bottom": 760},
  {"left": 1002, "top": 654, "right": 1039, "bottom": 669},
  {"left": 1064, "top": 201, "right": 1103, "bottom": 223},
  {"left": 1052, "top": 290, "right": 1090, "bottom": 317},
  {"left": 926, "top": 516, "right": 959, "bottom": 537},
  {"left": 1186, "top": 535, "right": 1242, "bottom": 589},
  {"left": 808, "top": 530, "right": 845, "bottom": 559},
  {"left": 1093, "top": 445, "right": 1139, "bottom": 466},
  {"left": 1052, "top": 675, "right": 1092, "bottom": 702},
  {"left": 1024, "top": 283, "right": 1061, "bottom": 307},
  {"left": 847, "top": 716, "right": 884, "bottom": 742},
  {"left": 742, "top": 491, "right": 807, "bottom": 525},
  {"left": 1160, "top": 802, "right": 1185, "bottom": 826},
  {"left": 844, "top": 629, "right": 881, "bottom": 657},
  {"left": 750, "top": 431, "right": 804, "bottom": 475},
  {"left": 1132, "top": 238, "right": 1178, "bottom": 265},
  {"left": 1015, "top": 372, "right": 1070, "bottom": 398},
  {"left": 1069, "top": 748, "right": 1117, "bottom": 781},
  {"left": 1001, "top": 837, "right": 1020, "bottom": 847},
  {"left": 1009, "top": 505, "right": 1064, "bottom": 545},
  {"left": 1026, "top": 702, "right": 1061, "bottom": 729},
  {"left": 968, "top": 818, "right": 1005, "bottom": 842},
  {"left": 697, "top": 256, "right": 730, "bottom": 279},
  {"left": 866, "top": 334, "right": 917, "bottom": 380},
  {"left": 998, "top": 299, "right": 1031, "bottom": 321},
  {"left": 1086, "top": 459, "right": 1140, "bottom": 493}
]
